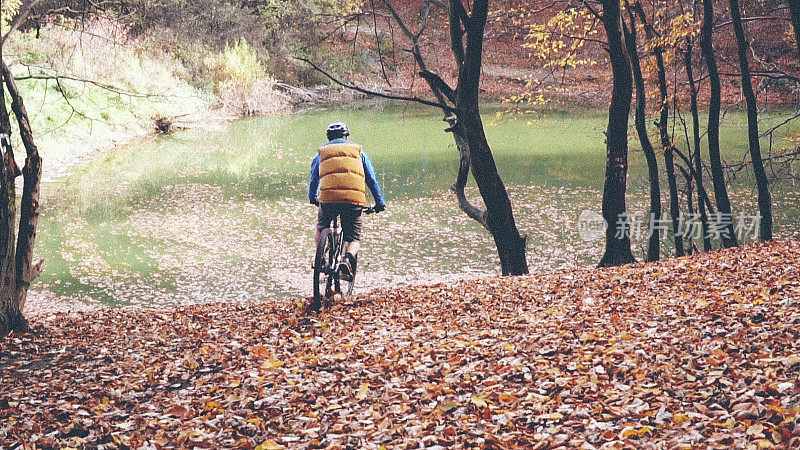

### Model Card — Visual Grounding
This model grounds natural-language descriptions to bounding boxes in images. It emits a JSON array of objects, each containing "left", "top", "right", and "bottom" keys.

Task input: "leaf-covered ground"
[{"left": 2, "top": 240, "right": 800, "bottom": 448}]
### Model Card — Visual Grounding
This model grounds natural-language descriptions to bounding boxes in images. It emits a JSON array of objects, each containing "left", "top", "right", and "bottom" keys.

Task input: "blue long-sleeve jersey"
[{"left": 308, "top": 138, "right": 385, "bottom": 206}]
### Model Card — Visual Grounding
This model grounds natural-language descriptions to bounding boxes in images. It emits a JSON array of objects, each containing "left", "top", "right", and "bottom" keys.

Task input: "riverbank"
[
  {"left": 8, "top": 17, "right": 800, "bottom": 318},
  {"left": 21, "top": 104, "right": 800, "bottom": 316},
  {"left": 2, "top": 239, "right": 798, "bottom": 447},
  {"left": 3, "top": 19, "right": 300, "bottom": 182}
]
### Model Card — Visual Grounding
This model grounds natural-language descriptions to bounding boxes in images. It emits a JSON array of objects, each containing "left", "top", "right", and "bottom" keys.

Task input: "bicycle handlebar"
[{"left": 311, "top": 202, "right": 378, "bottom": 214}]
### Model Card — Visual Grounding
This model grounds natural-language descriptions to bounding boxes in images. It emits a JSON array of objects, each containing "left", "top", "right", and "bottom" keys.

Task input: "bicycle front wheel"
[{"left": 312, "top": 228, "right": 335, "bottom": 308}]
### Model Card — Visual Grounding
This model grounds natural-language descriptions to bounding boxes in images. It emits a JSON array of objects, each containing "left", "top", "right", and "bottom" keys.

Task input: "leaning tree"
[
  {"left": 1, "top": 0, "right": 45, "bottom": 335},
  {"left": 304, "top": 0, "right": 529, "bottom": 275}
]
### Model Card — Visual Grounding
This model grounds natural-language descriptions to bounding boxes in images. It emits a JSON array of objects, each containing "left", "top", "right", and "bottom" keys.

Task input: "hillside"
[
  {"left": 341, "top": 0, "right": 800, "bottom": 107},
  {"left": 2, "top": 240, "right": 799, "bottom": 447}
]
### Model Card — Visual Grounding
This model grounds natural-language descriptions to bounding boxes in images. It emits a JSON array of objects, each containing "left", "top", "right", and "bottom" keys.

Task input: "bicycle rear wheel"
[
  {"left": 312, "top": 228, "right": 335, "bottom": 309},
  {"left": 339, "top": 257, "right": 356, "bottom": 299}
]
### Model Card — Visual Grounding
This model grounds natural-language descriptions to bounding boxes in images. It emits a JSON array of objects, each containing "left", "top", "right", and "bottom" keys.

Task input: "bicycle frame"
[
  {"left": 325, "top": 215, "right": 345, "bottom": 293},
  {"left": 312, "top": 205, "right": 375, "bottom": 308}
]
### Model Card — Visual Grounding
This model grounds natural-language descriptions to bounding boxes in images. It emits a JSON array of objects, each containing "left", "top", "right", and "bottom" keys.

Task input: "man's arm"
[
  {"left": 308, "top": 154, "right": 321, "bottom": 203},
  {"left": 361, "top": 152, "right": 385, "bottom": 207}
]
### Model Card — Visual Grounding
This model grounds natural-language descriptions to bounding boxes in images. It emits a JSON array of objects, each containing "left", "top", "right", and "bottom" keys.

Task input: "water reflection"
[{"left": 30, "top": 105, "right": 800, "bottom": 309}]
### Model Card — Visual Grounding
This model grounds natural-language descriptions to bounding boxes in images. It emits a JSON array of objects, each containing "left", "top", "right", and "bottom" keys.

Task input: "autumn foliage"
[{"left": 2, "top": 240, "right": 800, "bottom": 447}]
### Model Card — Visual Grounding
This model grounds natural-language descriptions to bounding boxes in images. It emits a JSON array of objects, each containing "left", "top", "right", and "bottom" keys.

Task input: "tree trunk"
[
  {"left": 684, "top": 42, "right": 712, "bottom": 251},
  {"left": 633, "top": 1, "right": 684, "bottom": 257},
  {"left": 0, "top": 59, "right": 43, "bottom": 335},
  {"left": 598, "top": 0, "right": 636, "bottom": 267},
  {"left": 788, "top": 0, "right": 800, "bottom": 63},
  {"left": 0, "top": 67, "right": 28, "bottom": 335},
  {"left": 450, "top": 123, "right": 489, "bottom": 228},
  {"left": 664, "top": 146, "right": 684, "bottom": 256},
  {"left": 701, "top": 0, "right": 738, "bottom": 247},
  {"left": 729, "top": 0, "right": 772, "bottom": 241},
  {"left": 0, "top": 151, "right": 25, "bottom": 335},
  {"left": 655, "top": 38, "right": 682, "bottom": 258},
  {"left": 377, "top": 0, "right": 526, "bottom": 274},
  {"left": 622, "top": 10, "right": 661, "bottom": 262},
  {"left": 679, "top": 164, "right": 695, "bottom": 254},
  {"left": 380, "top": 1, "right": 485, "bottom": 226},
  {"left": 457, "top": 0, "right": 528, "bottom": 275}
]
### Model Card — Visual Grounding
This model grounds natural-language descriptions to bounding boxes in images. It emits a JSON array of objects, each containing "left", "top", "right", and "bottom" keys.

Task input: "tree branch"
[
  {"left": 581, "top": 0, "right": 603, "bottom": 22},
  {"left": 760, "top": 110, "right": 800, "bottom": 138},
  {"left": 1, "top": 0, "right": 46, "bottom": 45},
  {"left": 15, "top": 71, "right": 156, "bottom": 98},
  {"left": 369, "top": 0, "right": 392, "bottom": 86},
  {"left": 452, "top": 153, "right": 488, "bottom": 228},
  {"left": 418, "top": 71, "right": 456, "bottom": 105},
  {"left": 671, "top": 146, "right": 716, "bottom": 213},
  {"left": 295, "top": 57, "right": 454, "bottom": 112},
  {"left": 450, "top": 0, "right": 471, "bottom": 28},
  {"left": 714, "top": 15, "right": 790, "bottom": 29},
  {"left": 718, "top": 70, "right": 800, "bottom": 83},
  {"left": 449, "top": 0, "right": 467, "bottom": 67}
]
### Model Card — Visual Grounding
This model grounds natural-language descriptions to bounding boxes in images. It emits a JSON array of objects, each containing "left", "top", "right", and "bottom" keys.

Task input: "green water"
[{"left": 32, "top": 104, "right": 800, "bottom": 308}]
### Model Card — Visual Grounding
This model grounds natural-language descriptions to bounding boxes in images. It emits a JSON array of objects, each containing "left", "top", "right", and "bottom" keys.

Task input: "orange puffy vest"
[{"left": 318, "top": 142, "right": 367, "bottom": 206}]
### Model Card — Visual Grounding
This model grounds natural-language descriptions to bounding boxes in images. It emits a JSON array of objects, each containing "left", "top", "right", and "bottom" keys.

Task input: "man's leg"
[
  {"left": 339, "top": 206, "right": 363, "bottom": 280},
  {"left": 345, "top": 240, "right": 361, "bottom": 257},
  {"left": 314, "top": 204, "right": 331, "bottom": 248}
]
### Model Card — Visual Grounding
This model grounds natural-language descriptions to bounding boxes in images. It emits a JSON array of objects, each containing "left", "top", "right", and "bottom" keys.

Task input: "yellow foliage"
[
  {"left": 522, "top": 8, "right": 598, "bottom": 70},
  {"left": 220, "top": 39, "right": 266, "bottom": 84},
  {"left": 1, "top": 0, "right": 22, "bottom": 36}
]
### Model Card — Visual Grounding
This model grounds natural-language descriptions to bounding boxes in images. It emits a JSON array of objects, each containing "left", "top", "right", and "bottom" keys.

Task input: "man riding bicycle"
[{"left": 308, "top": 122, "right": 385, "bottom": 281}]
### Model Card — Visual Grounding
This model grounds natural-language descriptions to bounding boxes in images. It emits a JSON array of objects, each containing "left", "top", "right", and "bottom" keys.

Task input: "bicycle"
[{"left": 312, "top": 205, "right": 375, "bottom": 310}]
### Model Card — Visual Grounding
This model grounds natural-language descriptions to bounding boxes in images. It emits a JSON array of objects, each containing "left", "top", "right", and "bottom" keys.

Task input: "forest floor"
[{"left": 2, "top": 240, "right": 800, "bottom": 448}]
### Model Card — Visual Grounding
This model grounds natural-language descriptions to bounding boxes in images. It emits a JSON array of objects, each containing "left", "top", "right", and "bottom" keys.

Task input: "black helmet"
[{"left": 326, "top": 122, "right": 350, "bottom": 140}]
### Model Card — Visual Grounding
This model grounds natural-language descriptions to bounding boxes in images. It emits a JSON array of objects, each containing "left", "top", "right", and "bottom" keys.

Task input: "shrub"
[{"left": 204, "top": 39, "right": 288, "bottom": 115}]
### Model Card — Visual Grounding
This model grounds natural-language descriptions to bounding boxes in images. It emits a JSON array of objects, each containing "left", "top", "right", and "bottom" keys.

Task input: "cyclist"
[{"left": 308, "top": 122, "right": 385, "bottom": 281}]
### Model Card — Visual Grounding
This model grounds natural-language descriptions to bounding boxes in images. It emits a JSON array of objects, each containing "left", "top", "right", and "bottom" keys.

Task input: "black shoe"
[{"left": 340, "top": 253, "right": 357, "bottom": 282}]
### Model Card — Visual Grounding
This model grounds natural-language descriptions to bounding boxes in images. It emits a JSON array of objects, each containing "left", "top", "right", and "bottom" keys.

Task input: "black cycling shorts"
[{"left": 316, "top": 203, "right": 363, "bottom": 242}]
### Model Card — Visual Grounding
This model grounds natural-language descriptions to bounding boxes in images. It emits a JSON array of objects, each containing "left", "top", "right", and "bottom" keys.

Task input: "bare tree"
[
  {"left": 305, "top": 0, "right": 529, "bottom": 275},
  {"left": 596, "top": 0, "right": 636, "bottom": 267},
  {"left": 622, "top": 1, "right": 661, "bottom": 262},
  {"left": 728, "top": 0, "right": 772, "bottom": 241},
  {"left": 1, "top": 0, "right": 45, "bottom": 335},
  {"left": 684, "top": 38, "right": 712, "bottom": 251},
  {"left": 788, "top": 0, "right": 800, "bottom": 63},
  {"left": 700, "top": 0, "right": 738, "bottom": 248}
]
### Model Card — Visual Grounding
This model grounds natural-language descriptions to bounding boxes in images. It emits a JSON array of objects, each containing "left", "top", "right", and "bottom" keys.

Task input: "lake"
[{"left": 30, "top": 104, "right": 800, "bottom": 309}]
